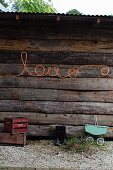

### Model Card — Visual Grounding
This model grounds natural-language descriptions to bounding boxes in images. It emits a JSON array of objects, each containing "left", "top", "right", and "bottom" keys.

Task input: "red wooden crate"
[
  {"left": 0, "top": 133, "right": 26, "bottom": 146},
  {"left": 4, "top": 117, "right": 28, "bottom": 134}
]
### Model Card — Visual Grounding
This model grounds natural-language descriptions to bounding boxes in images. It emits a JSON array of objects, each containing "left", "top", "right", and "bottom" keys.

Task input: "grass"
[{"left": 61, "top": 136, "right": 106, "bottom": 154}]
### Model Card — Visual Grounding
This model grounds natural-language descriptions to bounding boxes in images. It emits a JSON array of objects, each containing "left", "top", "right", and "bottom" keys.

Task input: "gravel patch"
[{"left": 0, "top": 140, "right": 113, "bottom": 169}]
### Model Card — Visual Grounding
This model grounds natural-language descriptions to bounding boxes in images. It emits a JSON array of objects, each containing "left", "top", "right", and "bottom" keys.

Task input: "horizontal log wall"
[
  {"left": 1, "top": 101, "right": 113, "bottom": 114},
  {"left": 0, "top": 112, "right": 113, "bottom": 125},
  {"left": 0, "top": 39, "right": 113, "bottom": 53},
  {"left": 1, "top": 64, "right": 113, "bottom": 78},
  {"left": 1, "top": 88, "right": 113, "bottom": 102},
  {"left": 0, "top": 22, "right": 113, "bottom": 137},
  {"left": 1, "top": 77, "right": 113, "bottom": 90},
  {"left": 0, "top": 51, "right": 113, "bottom": 65}
]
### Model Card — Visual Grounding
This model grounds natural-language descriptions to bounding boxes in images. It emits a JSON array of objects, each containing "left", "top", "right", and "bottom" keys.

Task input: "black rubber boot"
[
  {"left": 55, "top": 125, "right": 66, "bottom": 146},
  {"left": 60, "top": 125, "right": 66, "bottom": 144}
]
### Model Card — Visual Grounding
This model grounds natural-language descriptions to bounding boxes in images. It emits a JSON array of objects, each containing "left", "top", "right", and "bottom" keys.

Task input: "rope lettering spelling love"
[{"left": 17, "top": 51, "right": 110, "bottom": 78}]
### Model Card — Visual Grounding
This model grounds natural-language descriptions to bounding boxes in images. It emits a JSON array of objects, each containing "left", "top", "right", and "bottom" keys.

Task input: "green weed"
[{"left": 61, "top": 136, "right": 106, "bottom": 154}]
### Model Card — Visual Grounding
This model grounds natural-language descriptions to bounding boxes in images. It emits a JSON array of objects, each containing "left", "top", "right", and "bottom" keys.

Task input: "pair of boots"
[{"left": 55, "top": 125, "right": 66, "bottom": 146}]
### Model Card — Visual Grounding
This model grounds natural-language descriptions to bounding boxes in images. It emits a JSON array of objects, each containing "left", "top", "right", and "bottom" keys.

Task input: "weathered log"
[
  {"left": 0, "top": 122, "right": 112, "bottom": 138},
  {"left": 0, "top": 39, "right": 113, "bottom": 53},
  {"left": 1, "top": 88, "right": 113, "bottom": 102},
  {"left": 1, "top": 101, "right": 113, "bottom": 114},
  {"left": 66, "top": 126, "right": 113, "bottom": 138},
  {"left": 26, "top": 125, "right": 113, "bottom": 138},
  {"left": 28, "top": 125, "right": 55, "bottom": 137},
  {"left": 0, "top": 64, "right": 112, "bottom": 78},
  {"left": 1, "top": 25, "right": 113, "bottom": 41},
  {"left": 0, "top": 112, "right": 113, "bottom": 126},
  {"left": 1, "top": 77, "right": 113, "bottom": 90},
  {"left": 1, "top": 51, "right": 113, "bottom": 66},
  {"left": 28, "top": 125, "right": 113, "bottom": 138},
  {"left": 28, "top": 125, "right": 83, "bottom": 137},
  {"left": 0, "top": 123, "right": 82, "bottom": 137}
]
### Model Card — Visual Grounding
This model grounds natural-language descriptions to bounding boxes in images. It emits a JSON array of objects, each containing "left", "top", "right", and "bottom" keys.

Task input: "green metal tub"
[{"left": 85, "top": 124, "right": 108, "bottom": 136}]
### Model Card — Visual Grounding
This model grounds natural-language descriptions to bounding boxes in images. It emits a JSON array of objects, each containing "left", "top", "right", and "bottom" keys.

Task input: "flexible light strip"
[{"left": 17, "top": 51, "right": 110, "bottom": 78}]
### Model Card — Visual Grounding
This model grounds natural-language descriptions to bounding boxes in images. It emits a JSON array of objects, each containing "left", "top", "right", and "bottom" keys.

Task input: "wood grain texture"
[
  {"left": 0, "top": 112, "right": 113, "bottom": 126},
  {"left": 27, "top": 125, "right": 113, "bottom": 138},
  {"left": 0, "top": 133, "right": 26, "bottom": 145},
  {"left": 0, "top": 122, "right": 112, "bottom": 138},
  {"left": 1, "top": 51, "right": 113, "bottom": 65},
  {"left": 28, "top": 125, "right": 84, "bottom": 137},
  {"left": 1, "top": 25, "right": 113, "bottom": 41},
  {"left": 0, "top": 39, "right": 113, "bottom": 53},
  {"left": 1, "top": 88, "right": 113, "bottom": 102},
  {"left": 1, "top": 17, "right": 113, "bottom": 139},
  {"left": 1, "top": 77, "right": 113, "bottom": 90},
  {"left": 0, "top": 64, "right": 111, "bottom": 78},
  {"left": 0, "top": 101, "right": 113, "bottom": 114}
]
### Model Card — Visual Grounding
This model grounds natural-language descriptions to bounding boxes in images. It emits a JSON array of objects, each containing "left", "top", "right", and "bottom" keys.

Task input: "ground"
[{"left": 0, "top": 140, "right": 113, "bottom": 169}]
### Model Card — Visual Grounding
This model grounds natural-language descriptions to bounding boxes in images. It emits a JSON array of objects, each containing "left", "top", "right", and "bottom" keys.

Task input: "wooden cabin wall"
[{"left": 0, "top": 21, "right": 113, "bottom": 137}]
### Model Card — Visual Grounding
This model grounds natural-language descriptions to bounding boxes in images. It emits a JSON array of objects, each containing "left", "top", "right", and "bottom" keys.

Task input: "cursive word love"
[{"left": 18, "top": 51, "right": 110, "bottom": 78}]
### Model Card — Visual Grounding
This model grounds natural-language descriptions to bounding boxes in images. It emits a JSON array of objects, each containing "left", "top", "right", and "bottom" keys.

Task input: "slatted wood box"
[
  {"left": 0, "top": 133, "right": 26, "bottom": 146},
  {"left": 4, "top": 117, "right": 28, "bottom": 134}
]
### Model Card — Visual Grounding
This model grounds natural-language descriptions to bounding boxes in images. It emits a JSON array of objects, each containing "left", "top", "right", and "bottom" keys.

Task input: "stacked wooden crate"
[
  {"left": 0, "top": 117, "right": 28, "bottom": 145},
  {"left": 4, "top": 117, "right": 28, "bottom": 134}
]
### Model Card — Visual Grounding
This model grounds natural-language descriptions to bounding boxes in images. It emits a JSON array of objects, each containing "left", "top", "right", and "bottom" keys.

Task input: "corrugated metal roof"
[
  {"left": 0, "top": 12, "right": 112, "bottom": 17},
  {"left": 0, "top": 12, "right": 113, "bottom": 24}
]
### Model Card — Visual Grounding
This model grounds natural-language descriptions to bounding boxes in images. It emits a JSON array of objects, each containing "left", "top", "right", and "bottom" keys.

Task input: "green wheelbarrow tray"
[{"left": 85, "top": 124, "right": 108, "bottom": 136}]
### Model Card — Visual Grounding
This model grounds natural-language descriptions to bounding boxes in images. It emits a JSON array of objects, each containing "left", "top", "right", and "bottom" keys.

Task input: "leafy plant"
[
  {"left": 66, "top": 9, "right": 82, "bottom": 15},
  {"left": 0, "top": 0, "right": 8, "bottom": 8},
  {"left": 11, "top": 0, "right": 56, "bottom": 13},
  {"left": 61, "top": 136, "right": 105, "bottom": 154}
]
